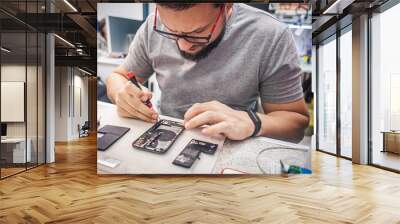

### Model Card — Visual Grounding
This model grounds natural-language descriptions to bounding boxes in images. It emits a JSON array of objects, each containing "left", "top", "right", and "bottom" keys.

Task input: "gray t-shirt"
[{"left": 122, "top": 3, "right": 303, "bottom": 119}]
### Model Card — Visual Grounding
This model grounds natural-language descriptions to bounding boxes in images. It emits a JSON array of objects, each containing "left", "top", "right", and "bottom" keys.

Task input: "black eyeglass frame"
[{"left": 153, "top": 5, "right": 225, "bottom": 45}]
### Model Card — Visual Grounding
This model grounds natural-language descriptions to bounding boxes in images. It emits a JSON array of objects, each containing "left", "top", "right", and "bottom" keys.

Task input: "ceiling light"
[
  {"left": 323, "top": 0, "right": 341, "bottom": 14},
  {"left": 1, "top": 47, "right": 11, "bottom": 53},
  {"left": 78, "top": 67, "right": 93, "bottom": 76},
  {"left": 323, "top": 0, "right": 355, "bottom": 15},
  {"left": 54, "top": 34, "right": 75, "bottom": 48},
  {"left": 63, "top": 0, "right": 78, "bottom": 12}
]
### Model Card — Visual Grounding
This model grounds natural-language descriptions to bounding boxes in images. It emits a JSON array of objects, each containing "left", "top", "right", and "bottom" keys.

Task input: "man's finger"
[
  {"left": 117, "top": 90, "right": 156, "bottom": 123},
  {"left": 132, "top": 109, "right": 157, "bottom": 123},
  {"left": 125, "top": 82, "right": 142, "bottom": 96},
  {"left": 121, "top": 92, "right": 156, "bottom": 119},
  {"left": 117, "top": 103, "right": 145, "bottom": 120},
  {"left": 184, "top": 101, "right": 221, "bottom": 122},
  {"left": 202, "top": 121, "right": 229, "bottom": 137},
  {"left": 126, "top": 83, "right": 154, "bottom": 110},
  {"left": 139, "top": 91, "right": 152, "bottom": 102},
  {"left": 134, "top": 97, "right": 158, "bottom": 120},
  {"left": 185, "top": 111, "right": 225, "bottom": 129},
  {"left": 184, "top": 103, "right": 203, "bottom": 121},
  {"left": 116, "top": 106, "right": 131, "bottom": 118},
  {"left": 117, "top": 103, "right": 155, "bottom": 123}
]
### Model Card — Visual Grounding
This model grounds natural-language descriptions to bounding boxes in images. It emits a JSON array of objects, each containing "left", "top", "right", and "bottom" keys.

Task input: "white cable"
[{"left": 255, "top": 146, "right": 308, "bottom": 174}]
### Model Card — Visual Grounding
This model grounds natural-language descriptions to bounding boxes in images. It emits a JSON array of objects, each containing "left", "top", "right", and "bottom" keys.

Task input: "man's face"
[{"left": 157, "top": 4, "right": 228, "bottom": 60}]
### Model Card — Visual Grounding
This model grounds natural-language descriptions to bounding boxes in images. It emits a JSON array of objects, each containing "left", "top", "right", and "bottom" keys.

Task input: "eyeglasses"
[{"left": 153, "top": 5, "right": 224, "bottom": 45}]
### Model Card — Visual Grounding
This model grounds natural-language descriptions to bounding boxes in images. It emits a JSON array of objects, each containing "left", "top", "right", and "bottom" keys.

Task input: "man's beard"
[{"left": 177, "top": 26, "right": 226, "bottom": 61}]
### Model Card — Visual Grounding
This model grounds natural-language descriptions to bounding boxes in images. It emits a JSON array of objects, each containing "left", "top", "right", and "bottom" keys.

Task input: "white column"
[
  {"left": 46, "top": 33, "right": 55, "bottom": 163},
  {"left": 352, "top": 14, "right": 369, "bottom": 164}
]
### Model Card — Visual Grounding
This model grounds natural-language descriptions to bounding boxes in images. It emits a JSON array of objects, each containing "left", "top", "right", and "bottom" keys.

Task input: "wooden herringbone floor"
[{"left": 1, "top": 135, "right": 400, "bottom": 224}]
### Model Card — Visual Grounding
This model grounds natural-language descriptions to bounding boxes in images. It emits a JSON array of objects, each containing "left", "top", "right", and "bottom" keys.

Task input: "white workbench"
[{"left": 97, "top": 101, "right": 311, "bottom": 174}]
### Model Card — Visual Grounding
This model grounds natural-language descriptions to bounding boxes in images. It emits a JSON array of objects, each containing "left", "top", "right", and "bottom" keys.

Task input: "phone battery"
[
  {"left": 172, "top": 139, "right": 218, "bottom": 168},
  {"left": 172, "top": 143, "right": 201, "bottom": 168}
]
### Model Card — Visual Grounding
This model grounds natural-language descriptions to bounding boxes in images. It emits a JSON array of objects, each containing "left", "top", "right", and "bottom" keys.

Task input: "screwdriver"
[{"left": 126, "top": 72, "right": 152, "bottom": 108}]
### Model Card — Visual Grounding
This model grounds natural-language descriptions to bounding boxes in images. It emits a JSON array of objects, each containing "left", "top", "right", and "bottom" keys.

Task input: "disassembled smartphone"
[
  {"left": 132, "top": 119, "right": 184, "bottom": 154},
  {"left": 172, "top": 139, "right": 218, "bottom": 168}
]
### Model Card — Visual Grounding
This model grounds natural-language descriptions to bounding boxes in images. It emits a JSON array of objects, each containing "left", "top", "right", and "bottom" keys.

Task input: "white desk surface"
[{"left": 97, "top": 101, "right": 310, "bottom": 174}]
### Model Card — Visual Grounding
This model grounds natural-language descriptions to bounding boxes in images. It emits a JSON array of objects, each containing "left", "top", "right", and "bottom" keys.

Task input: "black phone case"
[
  {"left": 98, "top": 134, "right": 120, "bottom": 151},
  {"left": 98, "top": 125, "right": 130, "bottom": 136},
  {"left": 97, "top": 125, "right": 130, "bottom": 151}
]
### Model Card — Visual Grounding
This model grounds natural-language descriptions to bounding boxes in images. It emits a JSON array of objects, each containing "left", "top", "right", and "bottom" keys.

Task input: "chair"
[{"left": 79, "top": 121, "right": 90, "bottom": 138}]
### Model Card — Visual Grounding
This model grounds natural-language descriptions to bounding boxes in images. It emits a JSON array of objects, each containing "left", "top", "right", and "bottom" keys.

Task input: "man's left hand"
[{"left": 183, "top": 100, "right": 256, "bottom": 140}]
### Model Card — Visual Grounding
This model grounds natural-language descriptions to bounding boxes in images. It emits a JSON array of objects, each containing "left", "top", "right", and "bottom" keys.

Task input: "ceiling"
[
  {"left": 0, "top": 0, "right": 102, "bottom": 73},
  {"left": 3, "top": 1, "right": 314, "bottom": 73},
  {"left": 312, "top": 0, "right": 390, "bottom": 44}
]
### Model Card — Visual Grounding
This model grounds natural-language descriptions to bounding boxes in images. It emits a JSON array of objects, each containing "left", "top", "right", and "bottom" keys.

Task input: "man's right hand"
[
  {"left": 106, "top": 69, "right": 158, "bottom": 123},
  {"left": 115, "top": 81, "right": 158, "bottom": 123}
]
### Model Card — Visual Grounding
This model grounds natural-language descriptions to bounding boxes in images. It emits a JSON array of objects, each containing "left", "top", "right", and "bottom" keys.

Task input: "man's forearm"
[
  {"left": 258, "top": 111, "right": 309, "bottom": 143},
  {"left": 106, "top": 73, "right": 129, "bottom": 103}
]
